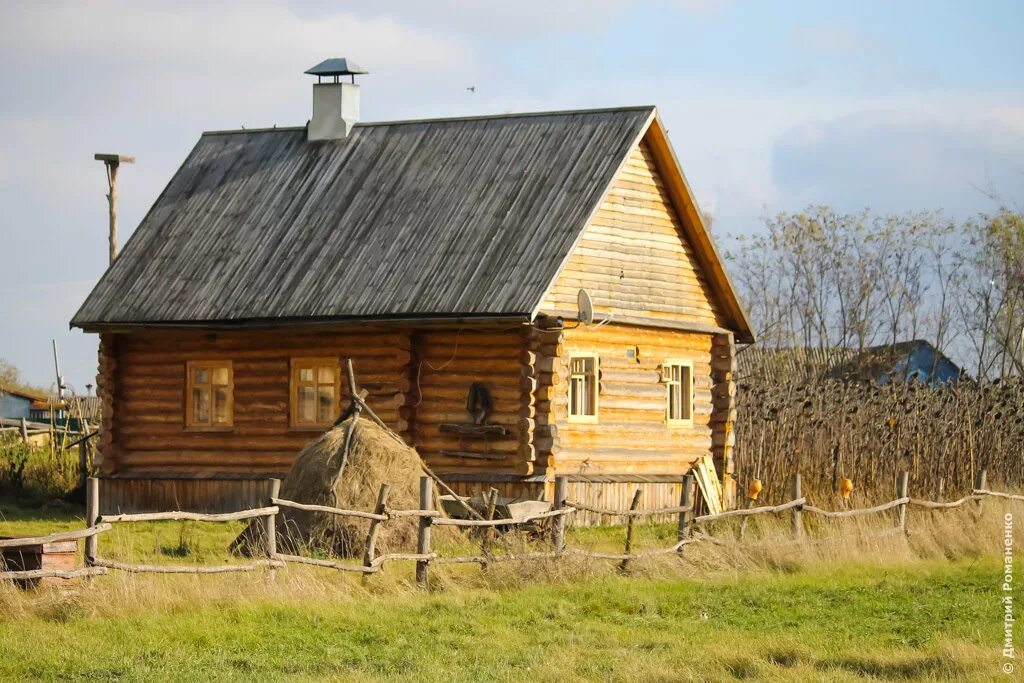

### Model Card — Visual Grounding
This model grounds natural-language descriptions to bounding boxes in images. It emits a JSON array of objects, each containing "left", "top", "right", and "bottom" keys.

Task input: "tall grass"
[
  {"left": 734, "top": 376, "right": 1024, "bottom": 504},
  {"left": 0, "top": 435, "right": 81, "bottom": 503},
  {"left": 0, "top": 497, "right": 1009, "bottom": 620}
]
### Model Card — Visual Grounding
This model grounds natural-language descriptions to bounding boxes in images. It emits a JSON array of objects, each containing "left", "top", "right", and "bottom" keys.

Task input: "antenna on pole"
[
  {"left": 94, "top": 153, "right": 135, "bottom": 265},
  {"left": 52, "top": 339, "right": 66, "bottom": 401}
]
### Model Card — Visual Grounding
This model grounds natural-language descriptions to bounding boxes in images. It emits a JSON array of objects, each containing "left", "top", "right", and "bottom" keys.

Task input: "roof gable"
[
  {"left": 535, "top": 116, "right": 754, "bottom": 342},
  {"left": 72, "top": 107, "right": 654, "bottom": 328}
]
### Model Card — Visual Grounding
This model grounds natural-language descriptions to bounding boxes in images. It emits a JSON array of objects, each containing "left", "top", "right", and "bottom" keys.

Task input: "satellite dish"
[{"left": 577, "top": 288, "right": 594, "bottom": 325}]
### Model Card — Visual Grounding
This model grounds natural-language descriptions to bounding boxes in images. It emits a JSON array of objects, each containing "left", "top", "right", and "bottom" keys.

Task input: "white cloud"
[{"left": 771, "top": 101, "right": 1024, "bottom": 216}]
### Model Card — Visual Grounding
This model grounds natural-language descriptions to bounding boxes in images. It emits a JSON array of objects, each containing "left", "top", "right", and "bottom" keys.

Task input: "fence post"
[
  {"left": 896, "top": 471, "right": 909, "bottom": 534},
  {"left": 416, "top": 476, "right": 433, "bottom": 588},
  {"left": 362, "top": 483, "right": 391, "bottom": 578},
  {"left": 790, "top": 473, "right": 803, "bottom": 540},
  {"left": 678, "top": 474, "right": 696, "bottom": 551},
  {"left": 265, "top": 478, "right": 281, "bottom": 559},
  {"left": 618, "top": 489, "right": 643, "bottom": 573},
  {"left": 85, "top": 476, "right": 99, "bottom": 567},
  {"left": 973, "top": 469, "right": 987, "bottom": 515},
  {"left": 553, "top": 476, "right": 568, "bottom": 553},
  {"left": 481, "top": 488, "right": 499, "bottom": 569}
]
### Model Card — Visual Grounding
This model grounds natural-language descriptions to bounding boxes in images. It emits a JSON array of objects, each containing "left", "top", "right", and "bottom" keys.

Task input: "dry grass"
[
  {"left": 0, "top": 496, "right": 1009, "bottom": 620},
  {"left": 0, "top": 497, "right": 1013, "bottom": 681}
]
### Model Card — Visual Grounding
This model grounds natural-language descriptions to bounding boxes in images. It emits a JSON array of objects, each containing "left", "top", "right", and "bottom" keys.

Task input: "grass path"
[{"left": 0, "top": 558, "right": 1008, "bottom": 682}]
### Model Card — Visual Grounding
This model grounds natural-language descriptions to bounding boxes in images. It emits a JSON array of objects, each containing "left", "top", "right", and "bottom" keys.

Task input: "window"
[
  {"left": 665, "top": 360, "right": 693, "bottom": 426},
  {"left": 568, "top": 354, "right": 599, "bottom": 422},
  {"left": 186, "top": 361, "right": 233, "bottom": 429},
  {"left": 291, "top": 358, "right": 339, "bottom": 428}
]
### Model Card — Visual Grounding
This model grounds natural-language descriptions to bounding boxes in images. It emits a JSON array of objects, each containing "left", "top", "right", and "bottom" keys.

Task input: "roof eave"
[
  {"left": 641, "top": 115, "right": 756, "bottom": 344},
  {"left": 70, "top": 312, "right": 533, "bottom": 334}
]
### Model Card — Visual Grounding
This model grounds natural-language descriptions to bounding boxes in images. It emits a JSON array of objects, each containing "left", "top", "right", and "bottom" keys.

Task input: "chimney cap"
[{"left": 305, "top": 58, "right": 368, "bottom": 77}]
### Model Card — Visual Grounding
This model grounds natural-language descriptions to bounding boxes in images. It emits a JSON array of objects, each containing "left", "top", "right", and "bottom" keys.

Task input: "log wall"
[
  {"left": 548, "top": 323, "right": 715, "bottom": 477},
  {"left": 106, "top": 328, "right": 411, "bottom": 477},
  {"left": 539, "top": 138, "right": 726, "bottom": 329},
  {"left": 410, "top": 328, "right": 534, "bottom": 476}
]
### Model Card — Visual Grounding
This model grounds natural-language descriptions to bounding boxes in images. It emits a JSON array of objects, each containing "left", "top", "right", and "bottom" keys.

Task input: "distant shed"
[{"left": 828, "top": 340, "right": 965, "bottom": 386}]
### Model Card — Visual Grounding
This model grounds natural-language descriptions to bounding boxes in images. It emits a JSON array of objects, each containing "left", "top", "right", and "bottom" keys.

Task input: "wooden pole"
[
  {"left": 416, "top": 476, "right": 432, "bottom": 588},
  {"left": 678, "top": 474, "right": 695, "bottom": 550},
  {"left": 553, "top": 476, "right": 568, "bottom": 553},
  {"left": 265, "top": 479, "right": 281, "bottom": 559},
  {"left": 85, "top": 477, "right": 99, "bottom": 566},
  {"left": 618, "top": 489, "right": 643, "bottom": 573},
  {"left": 362, "top": 483, "right": 391, "bottom": 578},
  {"left": 974, "top": 468, "right": 987, "bottom": 516},
  {"left": 896, "top": 471, "right": 909, "bottom": 533},
  {"left": 19, "top": 417, "right": 27, "bottom": 445},
  {"left": 738, "top": 498, "right": 755, "bottom": 541},
  {"left": 790, "top": 473, "right": 803, "bottom": 540},
  {"left": 107, "top": 162, "right": 119, "bottom": 264},
  {"left": 94, "top": 154, "right": 134, "bottom": 265},
  {"left": 481, "top": 487, "right": 499, "bottom": 567}
]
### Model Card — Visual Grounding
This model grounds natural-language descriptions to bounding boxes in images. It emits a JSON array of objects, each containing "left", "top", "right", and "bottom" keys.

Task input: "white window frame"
[
  {"left": 567, "top": 353, "right": 599, "bottom": 423},
  {"left": 664, "top": 359, "right": 694, "bottom": 427}
]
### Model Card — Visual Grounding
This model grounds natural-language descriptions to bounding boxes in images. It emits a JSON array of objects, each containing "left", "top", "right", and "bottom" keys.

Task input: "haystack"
[{"left": 232, "top": 415, "right": 424, "bottom": 558}]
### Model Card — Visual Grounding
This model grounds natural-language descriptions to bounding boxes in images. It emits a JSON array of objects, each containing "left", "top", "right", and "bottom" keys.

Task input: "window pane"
[
  {"left": 568, "top": 357, "right": 597, "bottom": 417},
  {"left": 682, "top": 367, "right": 692, "bottom": 418},
  {"left": 212, "top": 367, "right": 229, "bottom": 385},
  {"left": 298, "top": 386, "right": 316, "bottom": 422},
  {"left": 192, "top": 387, "right": 210, "bottom": 424},
  {"left": 213, "top": 387, "right": 230, "bottom": 424},
  {"left": 299, "top": 367, "right": 314, "bottom": 383},
  {"left": 317, "top": 365, "right": 335, "bottom": 384},
  {"left": 317, "top": 386, "right": 335, "bottom": 422},
  {"left": 668, "top": 382, "right": 679, "bottom": 419},
  {"left": 194, "top": 368, "right": 209, "bottom": 385}
]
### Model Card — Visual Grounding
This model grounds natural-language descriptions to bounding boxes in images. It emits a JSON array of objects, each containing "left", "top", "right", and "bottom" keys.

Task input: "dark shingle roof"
[{"left": 72, "top": 106, "right": 654, "bottom": 328}]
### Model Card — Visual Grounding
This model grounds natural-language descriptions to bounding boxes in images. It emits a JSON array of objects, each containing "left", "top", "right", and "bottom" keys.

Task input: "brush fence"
[{"left": 2, "top": 473, "right": 1021, "bottom": 586}]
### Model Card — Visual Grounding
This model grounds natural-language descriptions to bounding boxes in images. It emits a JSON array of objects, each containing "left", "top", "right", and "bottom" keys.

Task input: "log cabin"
[{"left": 71, "top": 59, "right": 754, "bottom": 517}]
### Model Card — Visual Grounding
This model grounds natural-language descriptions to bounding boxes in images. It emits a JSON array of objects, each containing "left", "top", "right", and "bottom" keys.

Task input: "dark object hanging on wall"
[{"left": 466, "top": 382, "right": 493, "bottom": 425}]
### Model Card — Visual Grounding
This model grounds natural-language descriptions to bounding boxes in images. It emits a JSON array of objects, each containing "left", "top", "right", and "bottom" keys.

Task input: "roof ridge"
[{"left": 202, "top": 105, "right": 657, "bottom": 137}]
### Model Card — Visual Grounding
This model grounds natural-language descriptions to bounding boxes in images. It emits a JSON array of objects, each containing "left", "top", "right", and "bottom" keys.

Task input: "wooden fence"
[{"left": 2, "top": 470, "right": 1021, "bottom": 586}]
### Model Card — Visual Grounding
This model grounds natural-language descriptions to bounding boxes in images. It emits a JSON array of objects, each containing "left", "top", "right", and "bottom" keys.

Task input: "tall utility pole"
[{"left": 93, "top": 153, "right": 135, "bottom": 264}]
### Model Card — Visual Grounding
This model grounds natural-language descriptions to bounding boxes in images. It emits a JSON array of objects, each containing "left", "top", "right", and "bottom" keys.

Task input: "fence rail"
[{"left": 2, "top": 470, "right": 1020, "bottom": 587}]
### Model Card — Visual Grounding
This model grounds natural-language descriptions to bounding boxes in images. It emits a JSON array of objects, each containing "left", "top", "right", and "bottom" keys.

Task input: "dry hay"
[{"left": 234, "top": 416, "right": 426, "bottom": 558}]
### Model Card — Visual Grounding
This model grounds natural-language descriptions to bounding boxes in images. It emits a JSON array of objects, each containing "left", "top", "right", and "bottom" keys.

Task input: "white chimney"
[{"left": 305, "top": 58, "right": 368, "bottom": 142}]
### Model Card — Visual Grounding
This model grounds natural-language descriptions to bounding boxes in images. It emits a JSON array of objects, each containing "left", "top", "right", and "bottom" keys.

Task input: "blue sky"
[{"left": 1, "top": 0, "right": 1021, "bottom": 390}]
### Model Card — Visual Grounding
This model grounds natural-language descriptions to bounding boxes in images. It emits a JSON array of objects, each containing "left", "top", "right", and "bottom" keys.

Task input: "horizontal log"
[
  {"left": 908, "top": 495, "right": 981, "bottom": 509},
  {"left": 94, "top": 558, "right": 284, "bottom": 574},
  {"left": 273, "top": 552, "right": 375, "bottom": 573},
  {"left": 1, "top": 566, "right": 108, "bottom": 581},
  {"left": 272, "top": 498, "right": 385, "bottom": 520},
  {"left": 118, "top": 450, "right": 297, "bottom": 467},
  {"left": 803, "top": 498, "right": 908, "bottom": 518},
  {"left": 101, "top": 506, "right": 278, "bottom": 523},
  {"left": 0, "top": 523, "right": 112, "bottom": 549},
  {"left": 696, "top": 498, "right": 806, "bottom": 522}
]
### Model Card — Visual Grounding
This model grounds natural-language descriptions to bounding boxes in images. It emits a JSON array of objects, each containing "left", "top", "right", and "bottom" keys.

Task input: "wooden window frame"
[
  {"left": 290, "top": 357, "right": 341, "bottom": 430},
  {"left": 185, "top": 360, "right": 234, "bottom": 431},
  {"left": 567, "top": 353, "right": 600, "bottom": 424},
  {"left": 664, "top": 359, "right": 694, "bottom": 427}
]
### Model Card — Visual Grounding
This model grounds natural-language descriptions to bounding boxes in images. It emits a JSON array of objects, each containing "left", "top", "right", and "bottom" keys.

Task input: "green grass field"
[
  {"left": 0, "top": 560, "right": 1009, "bottom": 682},
  {"left": 1, "top": 499, "right": 1017, "bottom": 682}
]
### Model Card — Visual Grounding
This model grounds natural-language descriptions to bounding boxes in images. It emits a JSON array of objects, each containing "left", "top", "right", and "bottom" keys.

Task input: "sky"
[{"left": 0, "top": 0, "right": 1021, "bottom": 391}]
